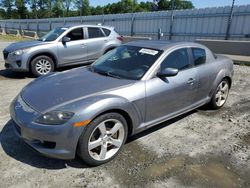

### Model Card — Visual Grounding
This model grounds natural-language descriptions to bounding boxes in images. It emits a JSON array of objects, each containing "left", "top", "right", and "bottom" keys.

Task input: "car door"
[
  {"left": 57, "top": 27, "right": 88, "bottom": 65},
  {"left": 191, "top": 47, "right": 216, "bottom": 103},
  {"left": 84, "top": 27, "right": 108, "bottom": 61},
  {"left": 145, "top": 47, "right": 198, "bottom": 123}
]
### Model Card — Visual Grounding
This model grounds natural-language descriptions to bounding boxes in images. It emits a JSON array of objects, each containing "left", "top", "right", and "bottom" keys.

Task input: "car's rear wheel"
[
  {"left": 209, "top": 79, "right": 230, "bottom": 109},
  {"left": 77, "top": 113, "right": 128, "bottom": 166},
  {"left": 30, "top": 55, "right": 55, "bottom": 77}
]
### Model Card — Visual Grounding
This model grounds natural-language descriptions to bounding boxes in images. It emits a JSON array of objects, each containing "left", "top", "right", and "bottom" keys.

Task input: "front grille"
[{"left": 3, "top": 50, "right": 9, "bottom": 60}]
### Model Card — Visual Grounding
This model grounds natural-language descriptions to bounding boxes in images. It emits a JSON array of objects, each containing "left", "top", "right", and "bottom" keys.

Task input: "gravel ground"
[{"left": 0, "top": 41, "right": 249, "bottom": 188}]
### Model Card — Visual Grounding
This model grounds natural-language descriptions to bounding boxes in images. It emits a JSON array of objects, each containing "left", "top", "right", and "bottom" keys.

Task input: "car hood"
[
  {"left": 21, "top": 67, "right": 136, "bottom": 112},
  {"left": 4, "top": 40, "right": 50, "bottom": 52}
]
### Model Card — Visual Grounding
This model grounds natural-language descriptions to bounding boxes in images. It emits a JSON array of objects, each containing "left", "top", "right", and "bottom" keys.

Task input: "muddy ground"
[{"left": 0, "top": 41, "right": 249, "bottom": 188}]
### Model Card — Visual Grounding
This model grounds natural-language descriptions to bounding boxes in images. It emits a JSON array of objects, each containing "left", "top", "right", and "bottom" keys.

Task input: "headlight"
[
  {"left": 35, "top": 111, "right": 74, "bottom": 125},
  {"left": 10, "top": 48, "right": 30, "bottom": 56}
]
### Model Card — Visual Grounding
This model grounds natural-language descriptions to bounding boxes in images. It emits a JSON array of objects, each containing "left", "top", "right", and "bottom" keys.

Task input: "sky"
[{"left": 89, "top": 0, "right": 250, "bottom": 8}]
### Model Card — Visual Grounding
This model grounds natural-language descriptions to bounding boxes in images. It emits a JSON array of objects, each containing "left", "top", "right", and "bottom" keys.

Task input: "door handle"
[
  {"left": 187, "top": 78, "right": 195, "bottom": 85},
  {"left": 81, "top": 43, "right": 86, "bottom": 48}
]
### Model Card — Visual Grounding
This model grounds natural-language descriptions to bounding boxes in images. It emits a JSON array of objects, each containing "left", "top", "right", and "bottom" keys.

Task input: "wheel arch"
[
  {"left": 91, "top": 109, "right": 133, "bottom": 138},
  {"left": 28, "top": 52, "right": 58, "bottom": 69},
  {"left": 209, "top": 69, "right": 233, "bottom": 98}
]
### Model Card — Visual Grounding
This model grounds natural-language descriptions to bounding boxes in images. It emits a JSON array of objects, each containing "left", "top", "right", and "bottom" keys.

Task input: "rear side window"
[
  {"left": 66, "top": 28, "right": 84, "bottom": 41},
  {"left": 102, "top": 28, "right": 111, "bottom": 36},
  {"left": 161, "top": 48, "right": 191, "bottom": 71},
  {"left": 88, "top": 27, "right": 105, "bottom": 38},
  {"left": 192, "top": 48, "right": 206, "bottom": 66}
]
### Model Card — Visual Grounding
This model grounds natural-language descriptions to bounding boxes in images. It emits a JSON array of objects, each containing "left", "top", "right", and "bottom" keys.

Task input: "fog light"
[{"left": 16, "top": 60, "right": 22, "bottom": 67}]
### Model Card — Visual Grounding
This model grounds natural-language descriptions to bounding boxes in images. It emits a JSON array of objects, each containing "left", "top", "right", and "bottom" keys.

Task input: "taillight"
[{"left": 117, "top": 36, "right": 123, "bottom": 42}]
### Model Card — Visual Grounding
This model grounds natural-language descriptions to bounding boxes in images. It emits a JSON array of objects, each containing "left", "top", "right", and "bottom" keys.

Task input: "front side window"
[
  {"left": 91, "top": 45, "right": 163, "bottom": 80},
  {"left": 66, "top": 28, "right": 84, "bottom": 41},
  {"left": 88, "top": 27, "right": 105, "bottom": 38},
  {"left": 192, "top": 48, "right": 206, "bottom": 66},
  {"left": 161, "top": 48, "right": 191, "bottom": 71}
]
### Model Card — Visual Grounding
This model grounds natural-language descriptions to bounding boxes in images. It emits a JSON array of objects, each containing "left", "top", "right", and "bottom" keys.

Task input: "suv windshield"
[
  {"left": 91, "top": 45, "right": 163, "bottom": 80},
  {"left": 39, "top": 27, "right": 68, "bottom": 42}
]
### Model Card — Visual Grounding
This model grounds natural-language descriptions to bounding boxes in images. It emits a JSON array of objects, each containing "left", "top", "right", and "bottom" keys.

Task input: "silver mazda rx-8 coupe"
[{"left": 10, "top": 40, "right": 234, "bottom": 166}]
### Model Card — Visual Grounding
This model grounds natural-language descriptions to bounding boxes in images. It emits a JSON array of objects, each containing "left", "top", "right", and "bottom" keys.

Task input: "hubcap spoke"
[
  {"left": 110, "top": 138, "right": 122, "bottom": 148},
  {"left": 109, "top": 122, "right": 122, "bottom": 135},
  {"left": 99, "top": 144, "right": 107, "bottom": 160},
  {"left": 89, "top": 138, "right": 102, "bottom": 150},
  {"left": 98, "top": 122, "right": 107, "bottom": 136}
]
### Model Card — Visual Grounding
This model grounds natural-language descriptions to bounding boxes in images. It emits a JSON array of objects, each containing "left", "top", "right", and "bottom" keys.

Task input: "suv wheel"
[
  {"left": 77, "top": 113, "right": 128, "bottom": 166},
  {"left": 30, "top": 55, "right": 55, "bottom": 77}
]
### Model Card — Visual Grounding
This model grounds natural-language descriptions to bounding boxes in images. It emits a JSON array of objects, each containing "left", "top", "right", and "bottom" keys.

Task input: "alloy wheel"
[{"left": 88, "top": 119, "right": 125, "bottom": 161}]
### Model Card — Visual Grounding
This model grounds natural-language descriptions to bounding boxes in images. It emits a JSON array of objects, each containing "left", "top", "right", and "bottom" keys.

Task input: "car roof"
[
  {"left": 63, "top": 24, "right": 113, "bottom": 30},
  {"left": 125, "top": 40, "right": 207, "bottom": 51}
]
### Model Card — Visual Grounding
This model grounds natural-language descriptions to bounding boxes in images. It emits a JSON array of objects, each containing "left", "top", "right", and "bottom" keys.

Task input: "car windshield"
[
  {"left": 90, "top": 45, "right": 163, "bottom": 80},
  {"left": 38, "top": 27, "right": 68, "bottom": 42}
]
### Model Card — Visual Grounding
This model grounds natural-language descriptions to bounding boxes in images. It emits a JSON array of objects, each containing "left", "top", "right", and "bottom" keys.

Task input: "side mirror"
[
  {"left": 157, "top": 67, "right": 178, "bottom": 77},
  {"left": 62, "top": 36, "right": 71, "bottom": 44}
]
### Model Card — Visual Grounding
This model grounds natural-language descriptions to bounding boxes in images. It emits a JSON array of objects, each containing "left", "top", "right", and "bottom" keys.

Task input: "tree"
[
  {"left": 158, "top": 0, "right": 194, "bottom": 10},
  {"left": 15, "top": 0, "right": 28, "bottom": 19},
  {"left": 62, "top": 0, "right": 71, "bottom": 17},
  {"left": 75, "top": 0, "right": 90, "bottom": 16},
  {"left": 0, "top": 0, "right": 14, "bottom": 18}
]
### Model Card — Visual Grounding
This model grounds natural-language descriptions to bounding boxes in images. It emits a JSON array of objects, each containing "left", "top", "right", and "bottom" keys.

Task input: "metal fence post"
[
  {"left": 169, "top": 0, "right": 175, "bottom": 40},
  {"left": 225, "top": 0, "right": 235, "bottom": 40},
  {"left": 169, "top": 14, "right": 174, "bottom": 40},
  {"left": 49, "top": 20, "right": 52, "bottom": 31},
  {"left": 27, "top": 21, "right": 29, "bottom": 30},
  {"left": 36, "top": 20, "right": 39, "bottom": 36},
  {"left": 130, "top": 14, "right": 135, "bottom": 36}
]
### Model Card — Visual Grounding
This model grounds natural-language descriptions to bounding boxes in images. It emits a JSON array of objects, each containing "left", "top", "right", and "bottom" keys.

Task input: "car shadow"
[
  {"left": 0, "top": 120, "right": 89, "bottom": 169},
  {"left": 0, "top": 69, "right": 32, "bottom": 79},
  {"left": 127, "top": 110, "right": 196, "bottom": 143},
  {"left": 1, "top": 110, "right": 197, "bottom": 169},
  {"left": 0, "top": 64, "right": 89, "bottom": 79}
]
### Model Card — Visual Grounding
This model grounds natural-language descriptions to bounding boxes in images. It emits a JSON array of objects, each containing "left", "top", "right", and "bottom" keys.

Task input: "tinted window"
[
  {"left": 161, "top": 48, "right": 191, "bottom": 71},
  {"left": 88, "top": 27, "right": 105, "bottom": 38},
  {"left": 192, "top": 48, "right": 206, "bottom": 66},
  {"left": 91, "top": 45, "right": 163, "bottom": 80},
  {"left": 66, "top": 28, "right": 83, "bottom": 41},
  {"left": 102, "top": 28, "right": 111, "bottom": 36}
]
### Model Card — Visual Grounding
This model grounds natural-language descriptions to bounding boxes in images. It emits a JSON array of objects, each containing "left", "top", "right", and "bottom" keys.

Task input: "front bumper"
[
  {"left": 10, "top": 95, "right": 82, "bottom": 160},
  {"left": 4, "top": 51, "right": 29, "bottom": 72}
]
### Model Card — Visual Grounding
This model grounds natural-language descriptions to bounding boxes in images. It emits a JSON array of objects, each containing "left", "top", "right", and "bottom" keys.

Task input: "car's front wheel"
[
  {"left": 77, "top": 113, "right": 128, "bottom": 166},
  {"left": 30, "top": 55, "right": 55, "bottom": 77},
  {"left": 210, "top": 79, "right": 230, "bottom": 109}
]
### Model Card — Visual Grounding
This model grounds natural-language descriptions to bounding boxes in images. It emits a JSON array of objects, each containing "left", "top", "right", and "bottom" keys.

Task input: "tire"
[
  {"left": 77, "top": 113, "right": 128, "bottom": 166},
  {"left": 30, "top": 55, "right": 55, "bottom": 77},
  {"left": 209, "top": 79, "right": 230, "bottom": 109}
]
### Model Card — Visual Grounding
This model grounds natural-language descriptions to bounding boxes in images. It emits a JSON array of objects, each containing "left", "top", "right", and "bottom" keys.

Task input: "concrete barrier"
[
  {"left": 7, "top": 29, "right": 21, "bottom": 37},
  {"left": 122, "top": 36, "right": 151, "bottom": 43},
  {"left": 196, "top": 39, "right": 250, "bottom": 56},
  {"left": 22, "top": 30, "right": 38, "bottom": 39},
  {"left": 0, "top": 28, "right": 6, "bottom": 35}
]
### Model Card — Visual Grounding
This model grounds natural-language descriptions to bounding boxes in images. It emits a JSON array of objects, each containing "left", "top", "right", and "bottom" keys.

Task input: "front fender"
[{"left": 60, "top": 94, "right": 141, "bottom": 134}]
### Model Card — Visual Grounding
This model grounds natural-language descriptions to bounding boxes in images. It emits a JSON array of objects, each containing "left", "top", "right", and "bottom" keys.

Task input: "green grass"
[{"left": 0, "top": 34, "right": 30, "bottom": 41}]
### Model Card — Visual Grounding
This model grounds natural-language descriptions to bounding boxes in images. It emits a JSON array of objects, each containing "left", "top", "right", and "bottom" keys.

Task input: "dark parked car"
[
  {"left": 10, "top": 41, "right": 233, "bottom": 166},
  {"left": 3, "top": 25, "right": 123, "bottom": 76}
]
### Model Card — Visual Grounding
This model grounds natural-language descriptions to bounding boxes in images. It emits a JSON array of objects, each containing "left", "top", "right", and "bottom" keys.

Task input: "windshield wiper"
[{"left": 92, "top": 68, "right": 122, "bottom": 79}]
